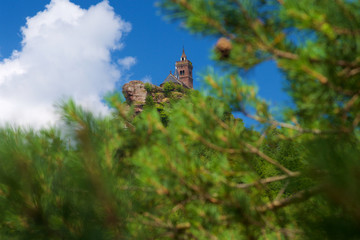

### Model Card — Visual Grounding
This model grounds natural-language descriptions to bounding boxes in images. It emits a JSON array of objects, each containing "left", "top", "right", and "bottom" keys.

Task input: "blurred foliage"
[
  {"left": 163, "top": 82, "right": 176, "bottom": 97},
  {"left": 0, "top": 0, "right": 360, "bottom": 239},
  {"left": 144, "top": 83, "right": 153, "bottom": 94},
  {"left": 145, "top": 95, "right": 155, "bottom": 107},
  {"left": 144, "top": 82, "right": 188, "bottom": 126}
]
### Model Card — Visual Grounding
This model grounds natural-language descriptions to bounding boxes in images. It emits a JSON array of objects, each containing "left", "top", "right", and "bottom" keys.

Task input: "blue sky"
[{"left": 0, "top": 0, "right": 289, "bottom": 127}]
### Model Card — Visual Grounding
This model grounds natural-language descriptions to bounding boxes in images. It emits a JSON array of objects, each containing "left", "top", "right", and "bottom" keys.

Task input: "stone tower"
[{"left": 175, "top": 48, "right": 193, "bottom": 88}]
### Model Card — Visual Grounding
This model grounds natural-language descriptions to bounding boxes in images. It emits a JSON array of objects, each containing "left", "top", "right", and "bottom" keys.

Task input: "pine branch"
[
  {"left": 235, "top": 173, "right": 300, "bottom": 189},
  {"left": 243, "top": 142, "right": 297, "bottom": 176},
  {"left": 256, "top": 186, "right": 322, "bottom": 213},
  {"left": 243, "top": 111, "right": 341, "bottom": 135}
]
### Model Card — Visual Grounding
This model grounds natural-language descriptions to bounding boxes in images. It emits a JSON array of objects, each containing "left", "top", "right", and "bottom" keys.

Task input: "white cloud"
[
  {"left": 141, "top": 75, "right": 152, "bottom": 83},
  {"left": 118, "top": 56, "right": 136, "bottom": 70},
  {"left": 0, "top": 0, "right": 133, "bottom": 128}
]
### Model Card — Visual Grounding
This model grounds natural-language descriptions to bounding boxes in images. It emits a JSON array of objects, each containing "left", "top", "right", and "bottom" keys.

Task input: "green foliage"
[
  {"left": 143, "top": 83, "right": 191, "bottom": 126},
  {"left": 155, "top": 103, "right": 169, "bottom": 126},
  {"left": 145, "top": 95, "right": 155, "bottom": 107},
  {"left": 175, "top": 83, "right": 188, "bottom": 94},
  {"left": 163, "top": 82, "right": 176, "bottom": 97},
  {"left": 156, "top": 0, "right": 360, "bottom": 238},
  {"left": 144, "top": 82, "right": 153, "bottom": 93},
  {"left": 1, "top": 0, "right": 360, "bottom": 239}
]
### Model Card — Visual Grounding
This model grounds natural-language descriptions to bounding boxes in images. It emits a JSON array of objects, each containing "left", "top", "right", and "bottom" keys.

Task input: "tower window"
[{"left": 180, "top": 70, "right": 185, "bottom": 75}]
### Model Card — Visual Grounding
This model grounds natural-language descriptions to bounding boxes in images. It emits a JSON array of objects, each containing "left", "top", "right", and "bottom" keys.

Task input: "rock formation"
[
  {"left": 122, "top": 81, "right": 147, "bottom": 113},
  {"left": 122, "top": 80, "right": 186, "bottom": 114}
]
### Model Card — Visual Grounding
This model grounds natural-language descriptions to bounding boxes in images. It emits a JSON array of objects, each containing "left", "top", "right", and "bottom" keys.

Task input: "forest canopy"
[{"left": 0, "top": 0, "right": 360, "bottom": 239}]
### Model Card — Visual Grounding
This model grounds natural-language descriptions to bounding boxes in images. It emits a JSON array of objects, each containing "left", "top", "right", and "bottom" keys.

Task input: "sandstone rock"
[
  {"left": 154, "top": 92, "right": 165, "bottom": 102},
  {"left": 122, "top": 80, "right": 147, "bottom": 104},
  {"left": 122, "top": 80, "right": 188, "bottom": 114},
  {"left": 122, "top": 80, "right": 147, "bottom": 113},
  {"left": 172, "top": 92, "right": 184, "bottom": 100},
  {"left": 161, "top": 98, "right": 170, "bottom": 103}
]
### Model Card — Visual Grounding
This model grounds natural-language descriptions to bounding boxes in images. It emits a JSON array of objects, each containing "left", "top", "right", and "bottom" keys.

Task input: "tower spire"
[
  {"left": 176, "top": 47, "right": 193, "bottom": 88},
  {"left": 181, "top": 47, "right": 187, "bottom": 61}
]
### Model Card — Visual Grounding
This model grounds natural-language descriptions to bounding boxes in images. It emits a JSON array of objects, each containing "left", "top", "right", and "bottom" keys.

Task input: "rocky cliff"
[
  {"left": 122, "top": 81, "right": 147, "bottom": 113},
  {"left": 122, "top": 80, "right": 186, "bottom": 114}
]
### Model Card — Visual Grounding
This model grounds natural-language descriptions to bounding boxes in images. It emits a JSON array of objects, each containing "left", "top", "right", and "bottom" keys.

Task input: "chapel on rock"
[
  {"left": 161, "top": 48, "right": 193, "bottom": 89},
  {"left": 122, "top": 49, "right": 194, "bottom": 114}
]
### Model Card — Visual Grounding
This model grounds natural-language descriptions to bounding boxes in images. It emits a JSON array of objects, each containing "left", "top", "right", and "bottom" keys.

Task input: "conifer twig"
[
  {"left": 243, "top": 142, "right": 297, "bottom": 176},
  {"left": 235, "top": 173, "right": 300, "bottom": 189},
  {"left": 243, "top": 111, "right": 338, "bottom": 135},
  {"left": 275, "top": 181, "right": 289, "bottom": 201},
  {"left": 182, "top": 127, "right": 296, "bottom": 176},
  {"left": 256, "top": 186, "right": 322, "bottom": 213}
]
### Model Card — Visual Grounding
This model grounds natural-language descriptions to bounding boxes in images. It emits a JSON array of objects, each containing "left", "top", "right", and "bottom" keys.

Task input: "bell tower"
[{"left": 175, "top": 48, "right": 193, "bottom": 88}]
